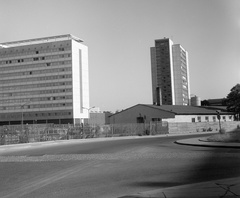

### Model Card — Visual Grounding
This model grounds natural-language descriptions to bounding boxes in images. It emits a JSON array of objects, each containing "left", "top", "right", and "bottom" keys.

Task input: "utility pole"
[
  {"left": 21, "top": 100, "right": 32, "bottom": 133},
  {"left": 216, "top": 111, "right": 222, "bottom": 132}
]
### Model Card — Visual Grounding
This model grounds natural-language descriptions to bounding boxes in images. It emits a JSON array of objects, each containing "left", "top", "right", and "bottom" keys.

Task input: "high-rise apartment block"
[
  {"left": 151, "top": 38, "right": 190, "bottom": 106},
  {"left": 0, "top": 34, "right": 89, "bottom": 125}
]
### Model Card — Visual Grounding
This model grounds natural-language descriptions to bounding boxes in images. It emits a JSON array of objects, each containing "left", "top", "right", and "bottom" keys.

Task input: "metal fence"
[{"left": 0, "top": 122, "right": 169, "bottom": 145}]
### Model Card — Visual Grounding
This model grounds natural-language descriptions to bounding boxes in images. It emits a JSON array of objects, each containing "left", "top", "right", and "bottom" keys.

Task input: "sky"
[{"left": 0, "top": 0, "right": 239, "bottom": 112}]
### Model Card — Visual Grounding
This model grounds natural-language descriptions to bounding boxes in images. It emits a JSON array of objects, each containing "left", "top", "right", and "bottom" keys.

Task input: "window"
[
  {"left": 205, "top": 116, "right": 209, "bottom": 122},
  {"left": 137, "top": 117, "right": 144, "bottom": 123},
  {"left": 192, "top": 118, "right": 195, "bottom": 122},
  {"left": 213, "top": 116, "right": 216, "bottom": 122},
  {"left": 197, "top": 116, "right": 201, "bottom": 122},
  {"left": 223, "top": 116, "right": 226, "bottom": 121}
]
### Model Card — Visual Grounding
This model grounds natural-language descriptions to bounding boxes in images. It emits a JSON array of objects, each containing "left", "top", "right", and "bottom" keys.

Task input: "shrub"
[{"left": 207, "top": 127, "right": 213, "bottom": 132}]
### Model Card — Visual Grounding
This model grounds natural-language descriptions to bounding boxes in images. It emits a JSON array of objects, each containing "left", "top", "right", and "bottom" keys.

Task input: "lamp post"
[
  {"left": 216, "top": 111, "right": 222, "bottom": 132},
  {"left": 82, "top": 106, "right": 95, "bottom": 124},
  {"left": 21, "top": 100, "right": 32, "bottom": 132}
]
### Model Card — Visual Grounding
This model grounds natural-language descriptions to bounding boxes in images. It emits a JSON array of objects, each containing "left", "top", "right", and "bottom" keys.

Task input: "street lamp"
[
  {"left": 21, "top": 100, "right": 32, "bottom": 132},
  {"left": 82, "top": 106, "right": 95, "bottom": 124},
  {"left": 216, "top": 111, "right": 222, "bottom": 132}
]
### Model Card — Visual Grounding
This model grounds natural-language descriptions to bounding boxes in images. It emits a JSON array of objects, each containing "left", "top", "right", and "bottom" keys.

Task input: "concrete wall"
[
  {"left": 168, "top": 121, "right": 240, "bottom": 134},
  {"left": 164, "top": 114, "right": 234, "bottom": 123}
]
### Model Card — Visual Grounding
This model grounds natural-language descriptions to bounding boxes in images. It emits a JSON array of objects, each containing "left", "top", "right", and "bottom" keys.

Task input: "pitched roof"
[{"left": 140, "top": 104, "right": 234, "bottom": 115}]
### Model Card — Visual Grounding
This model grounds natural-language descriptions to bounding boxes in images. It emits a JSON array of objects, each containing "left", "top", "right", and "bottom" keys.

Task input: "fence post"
[{"left": 111, "top": 124, "right": 113, "bottom": 137}]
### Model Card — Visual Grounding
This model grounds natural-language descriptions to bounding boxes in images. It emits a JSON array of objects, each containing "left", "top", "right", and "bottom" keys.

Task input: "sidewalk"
[
  {"left": 119, "top": 136, "right": 240, "bottom": 198},
  {"left": 119, "top": 177, "right": 240, "bottom": 198}
]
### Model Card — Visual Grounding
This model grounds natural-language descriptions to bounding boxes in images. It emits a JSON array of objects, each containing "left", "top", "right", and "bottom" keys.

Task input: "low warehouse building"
[{"left": 109, "top": 104, "right": 235, "bottom": 124}]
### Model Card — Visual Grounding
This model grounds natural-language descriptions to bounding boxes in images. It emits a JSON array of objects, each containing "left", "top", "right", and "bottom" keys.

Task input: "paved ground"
[
  {"left": 0, "top": 135, "right": 240, "bottom": 198},
  {"left": 119, "top": 137, "right": 240, "bottom": 198}
]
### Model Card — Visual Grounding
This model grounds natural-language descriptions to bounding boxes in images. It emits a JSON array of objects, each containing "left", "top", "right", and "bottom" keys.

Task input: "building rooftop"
[
  {"left": 0, "top": 34, "right": 83, "bottom": 48},
  {"left": 143, "top": 104, "right": 233, "bottom": 115}
]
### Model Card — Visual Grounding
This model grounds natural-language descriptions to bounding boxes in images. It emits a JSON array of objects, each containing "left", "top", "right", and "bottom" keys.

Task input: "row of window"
[
  {"left": 0, "top": 67, "right": 72, "bottom": 79},
  {"left": 0, "top": 95, "right": 72, "bottom": 105},
  {"left": 0, "top": 74, "right": 72, "bottom": 85},
  {"left": 0, "top": 46, "right": 71, "bottom": 58},
  {"left": 0, "top": 82, "right": 72, "bottom": 92},
  {"left": 192, "top": 115, "right": 232, "bottom": 122},
  {"left": 0, "top": 111, "right": 72, "bottom": 119},
  {"left": 0, "top": 88, "right": 72, "bottom": 98},
  {"left": 0, "top": 53, "right": 71, "bottom": 66},
  {"left": 0, "top": 60, "right": 72, "bottom": 72},
  {"left": 0, "top": 103, "right": 72, "bottom": 110}
]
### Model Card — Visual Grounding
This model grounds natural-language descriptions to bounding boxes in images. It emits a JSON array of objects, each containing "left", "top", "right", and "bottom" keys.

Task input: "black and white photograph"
[{"left": 0, "top": 0, "right": 239, "bottom": 197}]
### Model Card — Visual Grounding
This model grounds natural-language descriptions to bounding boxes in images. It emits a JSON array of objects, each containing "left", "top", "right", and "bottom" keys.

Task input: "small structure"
[
  {"left": 84, "top": 108, "right": 112, "bottom": 125},
  {"left": 191, "top": 96, "right": 201, "bottom": 106}
]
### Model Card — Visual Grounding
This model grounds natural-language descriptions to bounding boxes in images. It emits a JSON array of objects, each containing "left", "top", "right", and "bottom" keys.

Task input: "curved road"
[{"left": 0, "top": 134, "right": 239, "bottom": 198}]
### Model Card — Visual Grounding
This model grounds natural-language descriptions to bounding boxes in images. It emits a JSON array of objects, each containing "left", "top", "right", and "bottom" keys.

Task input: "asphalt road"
[{"left": 0, "top": 134, "right": 239, "bottom": 198}]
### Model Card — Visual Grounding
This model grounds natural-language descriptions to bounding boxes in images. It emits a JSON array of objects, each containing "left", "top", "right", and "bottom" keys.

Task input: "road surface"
[{"left": 0, "top": 134, "right": 239, "bottom": 198}]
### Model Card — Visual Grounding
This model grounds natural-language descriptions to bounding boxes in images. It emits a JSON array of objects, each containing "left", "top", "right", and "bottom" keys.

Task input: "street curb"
[{"left": 175, "top": 138, "right": 240, "bottom": 149}]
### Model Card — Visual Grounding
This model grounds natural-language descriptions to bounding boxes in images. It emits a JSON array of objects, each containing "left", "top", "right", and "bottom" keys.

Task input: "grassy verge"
[{"left": 205, "top": 129, "right": 240, "bottom": 143}]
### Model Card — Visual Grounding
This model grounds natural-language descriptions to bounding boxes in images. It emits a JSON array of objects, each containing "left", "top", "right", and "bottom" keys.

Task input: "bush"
[{"left": 207, "top": 127, "right": 213, "bottom": 132}]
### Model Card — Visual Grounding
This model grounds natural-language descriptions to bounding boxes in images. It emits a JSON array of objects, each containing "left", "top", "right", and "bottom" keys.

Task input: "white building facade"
[{"left": 0, "top": 34, "right": 89, "bottom": 125}]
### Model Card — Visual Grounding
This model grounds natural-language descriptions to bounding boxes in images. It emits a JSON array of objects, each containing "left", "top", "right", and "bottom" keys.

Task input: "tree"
[
  {"left": 201, "top": 100, "right": 210, "bottom": 106},
  {"left": 226, "top": 84, "right": 240, "bottom": 120}
]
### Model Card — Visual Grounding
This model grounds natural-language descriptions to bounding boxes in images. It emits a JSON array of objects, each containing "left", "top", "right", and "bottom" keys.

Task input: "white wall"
[
  {"left": 71, "top": 40, "right": 89, "bottom": 121},
  {"left": 163, "top": 114, "right": 234, "bottom": 123}
]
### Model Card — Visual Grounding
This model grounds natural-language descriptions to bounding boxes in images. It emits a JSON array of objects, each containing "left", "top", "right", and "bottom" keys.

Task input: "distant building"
[
  {"left": 191, "top": 96, "right": 201, "bottom": 106},
  {"left": 151, "top": 38, "right": 190, "bottom": 106},
  {"left": 201, "top": 98, "right": 227, "bottom": 106},
  {"left": 109, "top": 104, "right": 234, "bottom": 124},
  {"left": 0, "top": 34, "right": 89, "bottom": 125},
  {"left": 84, "top": 111, "right": 112, "bottom": 125}
]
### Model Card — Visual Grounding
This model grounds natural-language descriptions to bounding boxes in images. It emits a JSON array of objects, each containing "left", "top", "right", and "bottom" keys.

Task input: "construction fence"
[
  {"left": 1, "top": 121, "right": 239, "bottom": 146},
  {"left": 0, "top": 122, "right": 168, "bottom": 145}
]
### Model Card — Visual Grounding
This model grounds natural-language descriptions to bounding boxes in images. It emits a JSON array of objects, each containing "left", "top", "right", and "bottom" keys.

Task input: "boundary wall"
[{"left": 168, "top": 121, "right": 240, "bottom": 134}]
